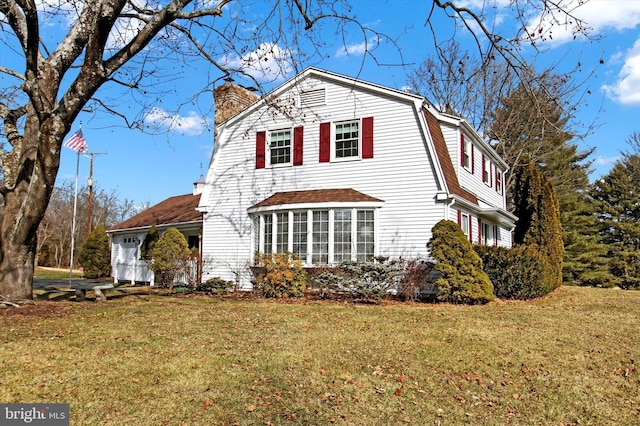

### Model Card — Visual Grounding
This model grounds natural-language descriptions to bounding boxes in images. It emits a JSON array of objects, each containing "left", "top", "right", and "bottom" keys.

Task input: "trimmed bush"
[
  {"left": 149, "top": 227, "right": 191, "bottom": 289},
  {"left": 78, "top": 225, "right": 111, "bottom": 279},
  {"left": 140, "top": 225, "right": 159, "bottom": 261},
  {"left": 253, "top": 253, "right": 307, "bottom": 298},
  {"left": 475, "top": 245, "right": 556, "bottom": 300},
  {"left": 314, "top": 257, "right": 400, "bottom": 302},
  {"left": 428, "top": 220, "right": 494, "bottom": 304},
  {"left": 196, "top": 277, "right": 234, "bottom": 294}
]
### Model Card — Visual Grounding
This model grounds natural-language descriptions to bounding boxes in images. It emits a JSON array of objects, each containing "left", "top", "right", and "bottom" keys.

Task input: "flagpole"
[{"left": 69, "top": 137, "right": 81, "bottom": 284}]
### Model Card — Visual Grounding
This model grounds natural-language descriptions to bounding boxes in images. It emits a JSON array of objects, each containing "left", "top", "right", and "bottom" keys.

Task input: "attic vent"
[{"left": 300, "top": 88, "right": 326, "bottom": 107}]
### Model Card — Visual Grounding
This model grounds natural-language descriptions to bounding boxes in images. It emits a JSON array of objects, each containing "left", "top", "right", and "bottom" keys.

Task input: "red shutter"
[
  {"left": 362, "top": 116, "right": 374, "bottom": 158},
  {"left": 457, "top": 209, "right": 462, "bottom": 226},
  {"left": 293, "top": 126, "right": 304, "bottom": 166},
  {"left": 478, "top": 218, "right": 482, "bottom": 245},
  {"left": 319, "top": 122, "right": 331, "bottom": 163},
  {"left": 460, "top": 133, "right": 465, "bottom": 166},
  {"left": 256, "top": 131, "right": 266, "bottom": 169},
  {"left": 494, "top": 225, "right": 499, "bottom": 247},
  {"left": 468, "top": 214, "right": 473, "bottom": 242}
]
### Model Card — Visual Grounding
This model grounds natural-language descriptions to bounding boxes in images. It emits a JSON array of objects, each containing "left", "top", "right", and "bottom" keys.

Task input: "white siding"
[
  {"left": 440, "top": 122, "right": 506, "bottom": 209},
  {"left": 201, "top": 75, "right": 445, "bottom": 286}
]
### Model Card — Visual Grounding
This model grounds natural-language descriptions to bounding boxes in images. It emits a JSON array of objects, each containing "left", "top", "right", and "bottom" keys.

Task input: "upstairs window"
[
  {"left": 319, "top": 117, "right": 373, "bottom": 162},
  {"left": 335, "top": 121, "right": 359, "bottom": 159},
  {"left": 496, "top": 168, "right": 503, "bottom": 195},
  {"left": 461, "top": 133, "right": 473, "bottom": 172},
  {"left": 483, "top": 154, "right": 491, "bottom": 185},
  {"left": 270, "top": 130, "right": 291, "bottom": 165}
]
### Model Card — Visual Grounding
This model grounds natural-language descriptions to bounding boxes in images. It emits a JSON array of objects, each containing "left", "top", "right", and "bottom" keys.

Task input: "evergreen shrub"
[
  {"left": 196, "top": 277, "right": 234, "bottom": 294},
  {"left": 428, "top": 220, "right": 494, "bottom": 304},
  {"left": 475, "top": 245, "right": 556, "bottom": 300},
  {"left": 314, "top": 257, "right": 400, "bottom": 302},
  {"left": 149, "top": 227, "right": 191, "bottom": 289},
  {"left": 78, "top": 225, "right": 111, "bottom": 279},
  {"left": 253, "top": 253, "right": 307, "bottom": 298}
]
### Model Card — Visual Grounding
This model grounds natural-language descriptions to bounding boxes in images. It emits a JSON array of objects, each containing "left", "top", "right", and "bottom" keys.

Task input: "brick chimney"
[{"left": 214, "top": 82, "right": 259, "bottom": 126}]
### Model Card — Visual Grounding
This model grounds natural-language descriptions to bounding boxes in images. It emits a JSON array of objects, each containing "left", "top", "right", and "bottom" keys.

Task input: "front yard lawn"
[{"left": 1, "top": 286, "right": 638, "bottom": 425}]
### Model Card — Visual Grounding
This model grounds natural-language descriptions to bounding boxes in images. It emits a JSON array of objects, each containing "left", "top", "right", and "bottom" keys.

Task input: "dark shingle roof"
[
  {"left": 423, "top": 108, "right": 478, "bottom": 206},
  {"left": 250, "top": 188, "right": 383, "bottom": 209},
  {"left": 110, "top": 193, "right": 202, "bottom": 231}
]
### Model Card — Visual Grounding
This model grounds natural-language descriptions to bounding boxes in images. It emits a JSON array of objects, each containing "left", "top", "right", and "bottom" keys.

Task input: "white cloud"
[
  {"left": 602, "top": 37, "right": 640, "bottom": 105},
  {"left": 336, "top": 41, "right": 368, "bottom": 58},
  {"left": 144, "top": 108, "right": 208, "bottom": 136},
  {"left": 526, "top": 0, "right": 640, "bottom": 46},
  {"left": 594, "top": 155, "right": 621, "bottom": 166},
  {"left": 219, "top": 42, "right": 293, "bottom": 83}
]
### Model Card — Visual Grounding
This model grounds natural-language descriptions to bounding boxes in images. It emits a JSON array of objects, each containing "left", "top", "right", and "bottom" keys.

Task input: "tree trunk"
[{"left": 0, "top": 116, "right": 63, "bottom": 302}]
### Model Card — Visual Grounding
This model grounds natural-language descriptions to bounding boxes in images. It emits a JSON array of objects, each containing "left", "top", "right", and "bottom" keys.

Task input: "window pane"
[
  {"left": 312, "top": 211, "right": 329, "bottom": 264},
  {"left": 334, "top": 209, "right": 352, "bottom": 263},
  {"left": 270, "top": 130, "right": 291, "bottom": 165},
  {"left": 263, "top": 214, "right": 273, "bottom": 254},
  {"left": 293, "top": 212, "right": 307, "bottom": 260},
  {"left": 357, "top": 210, "right": 375, "bottom": 262},
  {"left": 276, "top": 212, "right": 288, "bottom": 253},
  {"left": 335, "top": 121, "right": 359, "bottom": 158}
]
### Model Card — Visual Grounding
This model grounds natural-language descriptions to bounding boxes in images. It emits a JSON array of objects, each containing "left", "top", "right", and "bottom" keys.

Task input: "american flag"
[{"left": 63, "top": 129, "right": 88, "bottom": 153}]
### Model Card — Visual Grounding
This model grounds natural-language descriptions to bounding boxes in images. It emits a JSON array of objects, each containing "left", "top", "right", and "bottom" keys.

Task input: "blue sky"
[{"left": 42, "top": 1, "right": 640, "bottom": 207}]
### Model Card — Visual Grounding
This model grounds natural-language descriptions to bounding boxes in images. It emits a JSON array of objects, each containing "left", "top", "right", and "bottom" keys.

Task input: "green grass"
[
  {"left": 34, "top": 267, "right": 83, "bottom": 279},
  {"left": 1, "top": 287, "right": 638, "bottom": 425}
]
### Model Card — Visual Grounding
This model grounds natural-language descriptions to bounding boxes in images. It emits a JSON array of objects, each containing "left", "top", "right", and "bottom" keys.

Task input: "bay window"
[{"left": 253, "top": 208, "right": 376, "bottom": 265}]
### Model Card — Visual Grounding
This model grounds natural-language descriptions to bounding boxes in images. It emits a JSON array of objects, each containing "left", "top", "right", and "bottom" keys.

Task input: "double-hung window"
[
  {"left": 335, "top": 121, "right": 359, "bottom": 159},
  {"left": 270, "top": 129, "right": 291, "bottom": 166},
  {"left": 333, "top": 210, "right": 352, "bottom": 262},
  {"left": 483, "top": 155, "right": 491, "bottom": 185},
  {"left": 462, "top": 134, "right": 472, "bottom": 171}
]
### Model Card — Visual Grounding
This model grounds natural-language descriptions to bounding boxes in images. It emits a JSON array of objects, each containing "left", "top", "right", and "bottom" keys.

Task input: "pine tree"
[
  {"left": 590, "top": 149, "right": 640, "bottom": 289},
  {"left": 78, "top": 226, "right": 111, "bottom": 279},
  {"left": 561, "top": 192, "right": 617, "bottom": 287},
  {"left": 513, "top": 161, "right": 564, "bottom": 288}
]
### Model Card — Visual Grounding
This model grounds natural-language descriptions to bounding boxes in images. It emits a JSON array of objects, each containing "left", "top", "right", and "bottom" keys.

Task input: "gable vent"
[{"left": 300, "top": 88, "right": 326, "bottom": 107}]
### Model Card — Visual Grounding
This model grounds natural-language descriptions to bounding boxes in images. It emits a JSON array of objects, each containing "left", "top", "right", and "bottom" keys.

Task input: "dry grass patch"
[{"left": 1, "top": 287, "right": 638, "bottom": 425}]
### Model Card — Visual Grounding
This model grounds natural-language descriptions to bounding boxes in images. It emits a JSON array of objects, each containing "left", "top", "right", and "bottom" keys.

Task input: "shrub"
[
  {"left": 78, "top": 225, "right": 111, "bottom": 279},
  {"left": 396, "top": 259, "right": 437, "bottom": 301},
  {"left": 149, "top": 228, "right": 191, "bottom": 289},
  {"left": 428, "top": 220, "right": 494, "bottom": 304},
  {"left": 253, "top": 253, "right": 307, "bottom": 298},
  {"left": 475, "top": 245, "right": 556, "bottom": 300},
  {"left": 314, "top": 257, "right": 400, "bottom": 302},
  {"left": 140, "top": 225, "right": 159, "bottom": 261},
  {"left": 512, "top": 160, "right": 564, "bottom": 288},
  {"left": 196, "top": 277, "right": 234, "bottom": 294}
]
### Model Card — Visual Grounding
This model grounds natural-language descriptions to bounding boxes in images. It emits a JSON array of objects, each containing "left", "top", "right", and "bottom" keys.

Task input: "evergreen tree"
[
  {"left": 512, "top": 161, "right": 564, "bottom": 288},
  {"left": 78, "top": 226, "right": 111, "bottom": 279},
  {"left": 149, "top": 228, "right": 191, "bottom": 289},
  {"left": 561, "top": 192, "right": 617, "bottom": 287},
  {"left": 428, "top": 220, "right": 494, "bottom": 304},
  {"left": 140, "top": 225, "right": 159, "bottom": 261},
  {"left": 590, "top": 143, "right": 640, "bottom": 289}
]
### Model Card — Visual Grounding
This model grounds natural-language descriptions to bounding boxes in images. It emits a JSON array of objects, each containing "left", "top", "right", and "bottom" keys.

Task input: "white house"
[
  {"left": 107, "top": 177, "right": 205, "bottom": 285},
  {"left": 197, "top": 67, "right": 516, "bottom": 289}
]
